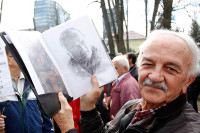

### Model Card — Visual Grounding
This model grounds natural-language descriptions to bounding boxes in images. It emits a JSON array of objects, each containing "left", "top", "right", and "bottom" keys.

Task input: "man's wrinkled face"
[
  {"left": 62, "top": 30, "right": 92, "bottom": 61},
  {"left": 113, "top": 61, "right": 127, "bottom": 77},
  {"left": 138, "top": 34, "right": 194, "bottom": 107}
]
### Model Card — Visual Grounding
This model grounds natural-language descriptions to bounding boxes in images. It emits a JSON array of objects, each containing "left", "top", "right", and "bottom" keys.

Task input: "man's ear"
[
  {"left": 182, "top": 74, "right": 197, "bottom": 94},
  {"left": 124, "top": 66, "right": 129, "bottom": 72}
]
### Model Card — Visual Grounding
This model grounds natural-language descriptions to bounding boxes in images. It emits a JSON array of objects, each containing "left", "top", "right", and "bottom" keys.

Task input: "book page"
[
  {"left": 5, "top": 31, "right": 70, "bottom": 96},
  {"left": 0, "top": 38, "right": 14, "bottom": 97},
  {"left": 42, "top": 16, "right": 118, "bottom": 99}
]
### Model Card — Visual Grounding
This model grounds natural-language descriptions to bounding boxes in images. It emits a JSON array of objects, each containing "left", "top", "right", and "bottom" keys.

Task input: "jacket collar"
[
  {"left": 154, "top": 94, "right": 187, "bottom": 118},
  {"left": 125, "top": 94, "right": 187, "bottom": 132},
  {"left": 113, "top": 73, "right": 132, "bottom": 91}
]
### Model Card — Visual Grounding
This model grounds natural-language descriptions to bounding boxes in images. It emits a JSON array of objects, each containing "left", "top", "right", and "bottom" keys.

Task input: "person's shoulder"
[
  {"left": 180, "top": 104, "right": 200, "bottom": 133},
  {"left": 122, "top": 72, "right": 132, "bottom": 80},
  {"left": 183, "top": 102, "right": 200, "bottom": 123},
  {"left": 120, "top": 99, "right": 141, "bottom": 111},
  {"left": 124, "top": 73, "right": 138, "bottom": 84},
  {"left": 127, "top": 99, "right": 141, "bottom": 104}
]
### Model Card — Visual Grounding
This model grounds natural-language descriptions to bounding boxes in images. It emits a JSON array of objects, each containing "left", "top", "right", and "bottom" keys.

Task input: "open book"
[{"left": 0, "top": 16, "right": 118, "bottom": 117}]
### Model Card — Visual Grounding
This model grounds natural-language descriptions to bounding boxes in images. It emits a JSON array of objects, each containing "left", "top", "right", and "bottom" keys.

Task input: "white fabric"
[
  {"left": 17, "top": 72, "right": 25, "bottom": 96},
  {"left": 0, "top": 72, "right": 36, "bottom": 102}
]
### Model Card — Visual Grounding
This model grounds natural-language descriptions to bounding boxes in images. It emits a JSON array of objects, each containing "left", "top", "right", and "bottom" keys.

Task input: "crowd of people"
[{"left": 0, "top": 29, "right": 200, "bottom": 133}]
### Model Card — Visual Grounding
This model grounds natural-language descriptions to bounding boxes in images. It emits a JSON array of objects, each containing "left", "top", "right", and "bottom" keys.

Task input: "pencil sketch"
[{"left": 59, "top": 28, "right": 101, "bottom": 77}]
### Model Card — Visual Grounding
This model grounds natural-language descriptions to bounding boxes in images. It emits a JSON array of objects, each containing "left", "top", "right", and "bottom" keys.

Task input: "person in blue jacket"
[{"left": 0, "top": 47, "right": 54, "bottom": 133}]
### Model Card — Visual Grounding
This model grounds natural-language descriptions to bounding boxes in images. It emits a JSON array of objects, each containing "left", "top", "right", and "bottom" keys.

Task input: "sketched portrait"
[
  {"left": 59, "top": 28, "right": 101, "bottom": 77},
  {"left": 27, "top": 40, "right": 68, "bottom": 95}
]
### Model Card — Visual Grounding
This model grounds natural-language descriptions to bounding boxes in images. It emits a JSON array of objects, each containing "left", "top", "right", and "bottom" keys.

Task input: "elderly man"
[
  {"left": 54, "top": 30, "right": 200, "bottom": 133},
  {"left": 103, "top": 55, "right": 141, "bottom": 117}
]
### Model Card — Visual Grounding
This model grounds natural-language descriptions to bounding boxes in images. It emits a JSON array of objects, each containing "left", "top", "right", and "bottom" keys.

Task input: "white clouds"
[
  {"left": 56, "top": 0, "right": 103, "bottom": 36},
  {"left": 0, "top": 0, "right": 34, "bottom": 30}
]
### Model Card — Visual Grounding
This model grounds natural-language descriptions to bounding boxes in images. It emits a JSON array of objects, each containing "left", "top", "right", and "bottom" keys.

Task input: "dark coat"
[
  {"left": 187, "top": 73, "right": 200, "bottom": 112},
  {"left": 75, "top": 94, "right": 200, "bottom": 133},
  {"left": 129, "top": 65, "right": 138, "bottom": 81}
]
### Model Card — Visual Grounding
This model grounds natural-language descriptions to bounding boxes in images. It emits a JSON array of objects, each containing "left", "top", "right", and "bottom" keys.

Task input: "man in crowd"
[
  {"left": 103, "top": 55, "right": 141, "bottom": 118},
  {"left": 126, "top": 52, "right": 139, "bottom": 81},
  {"left": 54, "top": 29, "right": 200, "bottom": 133},
  {"left": 0, "top": 47, "right": 54, "bottom": 133}
]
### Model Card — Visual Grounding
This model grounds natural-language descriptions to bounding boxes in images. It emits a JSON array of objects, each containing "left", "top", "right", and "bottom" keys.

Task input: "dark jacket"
[
  {"left": 187, "top": 73, "right": 200, "bottom": 112},
  {"left": 73, "top": 94, "right": 200, "bottom": 133},
  {"left": 95, "top": 83, "right": 112, "bottom": 124},
  {"left": 129, "top": 65, "right": 138, "bottom": 81}
]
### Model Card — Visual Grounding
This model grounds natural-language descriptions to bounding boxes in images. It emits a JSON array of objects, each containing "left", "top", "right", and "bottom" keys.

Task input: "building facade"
[
  {"left": 123, "top": 31, "right": 146, "bottom": 52},
  {"left": 34, "top": 0, "right": 70, "bottom": 32}
]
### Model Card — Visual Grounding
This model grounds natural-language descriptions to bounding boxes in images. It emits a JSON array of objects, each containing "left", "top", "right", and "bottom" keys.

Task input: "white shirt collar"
[
  {"left": 11, "top": 72, "right": 25, "bottom": 95},
  {"left": 116, "top": 72, "right": 128, "bottom": 85}
]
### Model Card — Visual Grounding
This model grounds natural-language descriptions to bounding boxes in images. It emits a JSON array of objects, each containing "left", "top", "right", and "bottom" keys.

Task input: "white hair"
[
  {"left": 137, "top": 29, "right": 200, "bottom": 77},
  {"left": 112, "top": 55, "right": 130, "bottom": 70}
]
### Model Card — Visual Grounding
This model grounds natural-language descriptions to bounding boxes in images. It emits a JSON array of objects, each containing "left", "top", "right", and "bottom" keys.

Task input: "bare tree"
[
  {"left": 150, "top": 0, "right": 160, "bottom": 31},
  {"left": 162, "top": 0, "right": 173, "bottom": 29},
  {"left": 101, "top": 0, "right": 115, "bottom": 54},
  {"left": 124, "top": 0, "right": 129, "bottom": 51},
  {"left": 0, "top": 0, "right": 4, "bottom": 24},
  {"left": 144, "top": 0, "right": 148, "bottom": 37},
  {"left": 103, "top": 0, "right": 126, "bottom": 54},
  {"left": 107, "top": 0, "right": 119, "bottom": 48},
  {"left": 114, "top": 0, "right": 126, "bottom": 54}
]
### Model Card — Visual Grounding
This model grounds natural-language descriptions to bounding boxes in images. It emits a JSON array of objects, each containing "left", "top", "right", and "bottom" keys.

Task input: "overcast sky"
[{"left": 0, "top": 0, "right": 199, "bottom": 37}]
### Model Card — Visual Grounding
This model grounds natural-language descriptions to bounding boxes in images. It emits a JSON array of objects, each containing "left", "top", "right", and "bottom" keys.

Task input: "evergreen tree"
[{"left": 190, "top": 20, "right": 200, "bottom": 43}]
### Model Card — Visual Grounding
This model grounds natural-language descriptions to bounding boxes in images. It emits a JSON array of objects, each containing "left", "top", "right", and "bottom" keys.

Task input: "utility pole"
[{"left": 0, "top": 0, "right": 3, "bottom": 24}]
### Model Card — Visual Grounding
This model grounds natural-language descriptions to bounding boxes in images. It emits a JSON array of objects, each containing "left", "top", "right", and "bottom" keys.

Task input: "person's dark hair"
[
  {"left": 126, "top": 52, "right": 137, "bottom": 64},
  {"left": 109, "top": 53, "right": 116, "bottom": 60},
  {"left": 5, "top": 46, "right": 10, "bottom": 55}
]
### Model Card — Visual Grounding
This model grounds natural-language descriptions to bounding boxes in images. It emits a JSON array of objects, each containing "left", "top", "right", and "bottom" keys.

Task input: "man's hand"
[
  {"left": 53, "top": 92, "right": 74, "bottom": 133},
  {"left": 80, "top": 75, "right": 103, "bottom": 111},
  {"left": 0, "top": 115, "right": 6, "bottom": 130}
]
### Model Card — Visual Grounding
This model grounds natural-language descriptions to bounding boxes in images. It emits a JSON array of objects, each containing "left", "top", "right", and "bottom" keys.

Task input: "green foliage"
[{"left": 190, "top": 20, "right": 200, "bottom": 43}]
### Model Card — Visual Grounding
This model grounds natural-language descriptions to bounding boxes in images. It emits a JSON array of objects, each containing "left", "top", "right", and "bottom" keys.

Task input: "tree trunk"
[
  {"left": 101, "top": 0, "right": 115, "bottom": 54},
  {"left": 0, "top": 0, "right": 4, "bottom": 24},
  {"left": 108, "top": 0, "right": 119, "bottom": 48},
  {"left": 162, "top": 0, "right": 173, "bottom": 29},
  {"left": 150, "top": 0, "right": 160, "bottom": 31},
  {"left": 124, "top": 0, "right": 129, "bottom": 52},
  {"left": 115, "top": 0, "right": 126, "bottom": 54},
  {"left": 145, "top": 0, "right": 148, "bottom": 37}
]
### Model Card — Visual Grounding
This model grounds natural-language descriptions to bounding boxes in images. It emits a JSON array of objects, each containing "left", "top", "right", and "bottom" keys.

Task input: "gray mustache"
[{"left": 142, "top": 78, "right": 168, "bottom": 92}]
